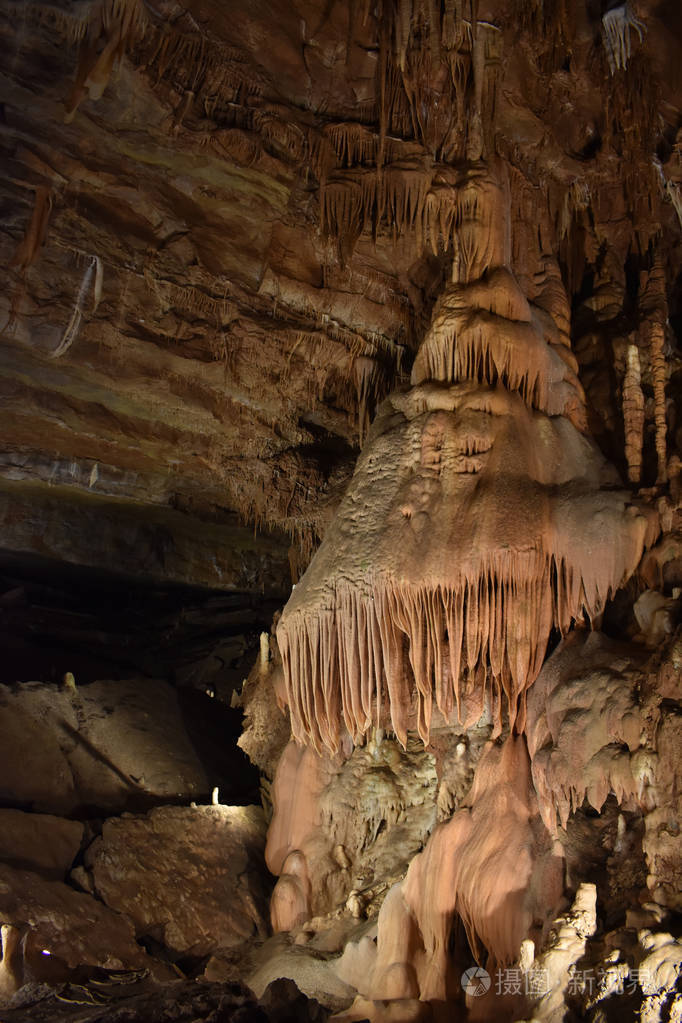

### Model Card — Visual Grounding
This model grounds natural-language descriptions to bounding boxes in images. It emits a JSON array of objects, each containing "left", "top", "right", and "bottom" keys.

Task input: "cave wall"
[{"left": 2, "top": 1, "right": 682, "bottom": 1022}]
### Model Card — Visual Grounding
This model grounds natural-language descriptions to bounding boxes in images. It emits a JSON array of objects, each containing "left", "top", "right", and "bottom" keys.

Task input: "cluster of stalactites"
[
  {"left": 318, "top": 165, "right": 520, "bottom": 261},
  {"left": 277, "top": 551, "right": 610, "bottom": 755},
  {"left": 319, "top": 166, "right": 430, "bottom": 248},
  {"left": 35, "top": 0, "right": 263, "bottom": 123},
  {"left": 412, "top": 308, "right": 582, "bottom": 420}
]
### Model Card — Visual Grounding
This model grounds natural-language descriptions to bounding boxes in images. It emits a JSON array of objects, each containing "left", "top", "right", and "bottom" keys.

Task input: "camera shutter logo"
[{"left": 461, "top": 966, "right": 491, "bottom": 997}]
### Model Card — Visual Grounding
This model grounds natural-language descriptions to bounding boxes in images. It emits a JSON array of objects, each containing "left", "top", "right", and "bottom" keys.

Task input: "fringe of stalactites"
[
  {"left": 145, "top": 274, "right": 236, "bottom": 326},
  {"left": 375, "top": 2, "right": 500, "bottom": 158},
  {"left": 31, "top": 0, "right": 264, "bottom": 121},
  {"left": 319, "top": 165, "right": 431, "bottom": 245},
  {"left": 415, "top": 316, "right": 570, "bottom": 416},
  {"left": 277, "top": 551, "right": 609, "bottom": 755},
  {"left": 33, "top": 0, "right": 146, "bottom": 48},
  {"left": 319, "top": 165, "right": 515, "bottom": 256}
]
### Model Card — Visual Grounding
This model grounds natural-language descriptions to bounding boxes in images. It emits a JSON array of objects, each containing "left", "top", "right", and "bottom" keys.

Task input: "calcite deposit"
[{"left": 1, "top": 0, "right": 682, "bottom": 1021}]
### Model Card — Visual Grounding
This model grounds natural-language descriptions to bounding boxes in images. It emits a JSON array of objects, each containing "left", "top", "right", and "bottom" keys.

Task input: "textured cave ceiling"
[{"left": 1, "top": 0, "right": 682, "bottom": 600}]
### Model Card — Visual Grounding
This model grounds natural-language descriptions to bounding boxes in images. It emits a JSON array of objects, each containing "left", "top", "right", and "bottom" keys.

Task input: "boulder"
[
  {"left": 0, "top": 678, "right": 209, "bottom": 814},
  {"left": 0, "top": 810, "right": 83, "bottom": 879},
  {"left": 0, "top": 862, "right": 162, "bottom": 997},
  {"left": 86, "top": 804, "right": 270, "bottom": 957}
]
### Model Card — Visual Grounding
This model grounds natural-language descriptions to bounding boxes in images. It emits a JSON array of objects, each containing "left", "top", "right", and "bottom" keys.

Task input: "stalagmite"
[
  {"left": 648, "top": 322, "right": 668, "bottom": 486},
  {"left": 621, "top": 340, "right": 645, "bottom": 485},
  {"left": 640, "top": 259, "right": 669, "bottom": 486},
  {"left": 341, "top": 737, "right": 563, "bottom": 1014}
]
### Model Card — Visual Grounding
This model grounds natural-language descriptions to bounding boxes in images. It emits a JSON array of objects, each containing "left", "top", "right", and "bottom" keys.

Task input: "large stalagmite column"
[{"left": 267, "top": 157, "right": 657, "bottom": 1019}]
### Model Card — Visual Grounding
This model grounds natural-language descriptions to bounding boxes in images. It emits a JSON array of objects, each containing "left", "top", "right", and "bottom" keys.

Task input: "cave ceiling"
[{"left": 1, "top": 0, "right": 682, "bottom": 593}]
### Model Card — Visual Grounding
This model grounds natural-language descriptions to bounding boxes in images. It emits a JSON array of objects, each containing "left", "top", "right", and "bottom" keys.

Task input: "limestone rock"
[
  {"left": 86, "top": 805, "right": 270, "bottom": 957},
  {"left": 0, "top": 862, "right": 158, "bottom": 996},
  {"left": 249, "top": 936, "right": 356, "bottom": 1013},
  {"left": 0, "top": 678, "right": 209, "bottom": 814},
  {"left": 0, "top": 810, "right": 83, "bottom": 879}
]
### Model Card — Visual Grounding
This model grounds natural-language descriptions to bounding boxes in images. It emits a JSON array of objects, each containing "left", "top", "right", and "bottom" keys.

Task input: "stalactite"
[
  {"left": 621, "top": 341, "right": 645, "bottom": 486},
  {"left": 146, "top": 275, "right": 235, "bottom": 326},
  {"left": 64, "top": 0, "right": 147, "bottom": 120},
  {"left": 48, "top": 0, "right": 264, "bottom": 123},
  {"left": 665, "top": 179, "right": 682, "bottom": 228},
  {"left": 601, "top": 3, "right": 645, "bottom": 75},
  {"left": 51, "top": 254, "right": 102, "bottom": 359},
  {"left": 278, "top": 532, "right": 650, "bottom": 755},
  {"left": 466, "top": 0, "right": 484, "bottom": 160},
  {"left": 319, "top": 164, "right": 434, "bottom": 252},
  {"left": 353, "top": 356, "right": 386, "bottom": 445},
  {"left": 279, "top": 161, "right": 653, "bottom": 757},
  {"left": 10, "top": 187, "right": 52, "bottom": 273},
  {"left": 253, "top": 111, "right": 305, "bottom": 162},
  {"left": 326, "top": 123, "right": 377, "bottom": 167},
  {"left": 319, "top": 177, "right": 365, "bottom": 254},
  {"left": 526, "top": 631, "right": 643, "bottom": 833},
  {"left": 7, "top": 186, "right": 53, "bottom": 330},
  {"left": 558, "top": 180, "right": 590, "bottom": 241},
  {"left": 308, "top": 130, "right": 337, "bottom": 185}
]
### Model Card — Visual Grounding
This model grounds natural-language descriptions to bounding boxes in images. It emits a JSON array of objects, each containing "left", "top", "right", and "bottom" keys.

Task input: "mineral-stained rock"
[
  {"left": 641, "top": 692, "right": 682, "bottom": 912},
  {"left": 525, "top": 629, "right": 646, "bottom": 831},
  {"left": 364, "top": 737, "right": 564, "bottom": 1006},
  {"left": 85, "top": 805, "right": 270, "bottom": 957},
  {"left": 0, "top": 482, "right": 291, "bottom": 594},
  {"left": 0, "top": 678, "right": 209, "bottom": 814},
  {"left": 0, "top": 810, "right": 83, "bottom": 879},
  {"left": 265, "top": 732, "right": 445, "bottom": 933}
]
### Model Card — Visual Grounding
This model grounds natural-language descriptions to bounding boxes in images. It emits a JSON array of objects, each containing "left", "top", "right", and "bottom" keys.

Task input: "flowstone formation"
[
  {"left": 253, "top": 155, "right": 662, "bottom": 1021},
  {"left": 277, "top": 160, "right": 654, "bottom": 753}
]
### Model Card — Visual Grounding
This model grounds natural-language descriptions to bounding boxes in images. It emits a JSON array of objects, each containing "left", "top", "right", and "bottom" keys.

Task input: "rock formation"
[{"left": 1, "top": 0, "right": 682, "bottom": 1021}]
